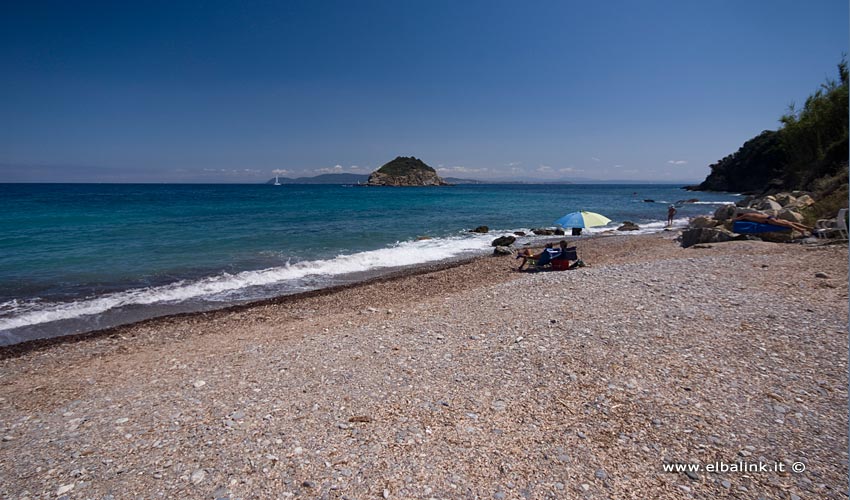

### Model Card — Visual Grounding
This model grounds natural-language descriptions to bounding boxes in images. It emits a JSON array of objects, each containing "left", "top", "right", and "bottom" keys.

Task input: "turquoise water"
[{"left": 0, "top": 183, "right": 739, "bottom": 344}]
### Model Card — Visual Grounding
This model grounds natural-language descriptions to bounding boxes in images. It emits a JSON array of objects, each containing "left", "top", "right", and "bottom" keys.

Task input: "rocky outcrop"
[
  {"left": 366, "top": 156, "right": 448, "bottom": 186},
  {"left": 471, "top": 226, "right": 489, "bottom": 234},
  {"left": 491, "top": 235, "right": 516, "bottom": 247},
  {"left": 683, "top": 191, "right": 820, "bottom": 246},
  {"left": 617, "top": 221, "right": 640, "bottom": 231}
]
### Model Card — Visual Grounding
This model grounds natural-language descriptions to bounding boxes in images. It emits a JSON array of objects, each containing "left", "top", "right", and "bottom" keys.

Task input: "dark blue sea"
[{"left": 0, "top": 183, "right": 740, "bottom": 345}]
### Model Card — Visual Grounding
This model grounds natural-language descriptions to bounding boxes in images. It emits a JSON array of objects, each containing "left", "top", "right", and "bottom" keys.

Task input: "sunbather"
[{"left": 733, "top": 213, "right": 811, "bottom": 234}]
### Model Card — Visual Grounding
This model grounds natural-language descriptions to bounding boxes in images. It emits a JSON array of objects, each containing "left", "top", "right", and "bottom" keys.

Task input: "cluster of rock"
[
  {"left": 680, "top": 191, "right": 816, "bottom": 248},
  {"left": 366, "top": 156, "right": 448, "bottom": 186}
]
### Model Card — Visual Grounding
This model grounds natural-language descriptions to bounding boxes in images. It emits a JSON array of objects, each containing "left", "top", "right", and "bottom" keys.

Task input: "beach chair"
[{"left": 814, "top": 208, "right": 848, "bottom": 239}]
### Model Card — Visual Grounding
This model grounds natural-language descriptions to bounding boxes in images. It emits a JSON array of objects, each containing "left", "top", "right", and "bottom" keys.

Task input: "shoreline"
[
  {"left": 0, "top": 253, "right": 487, "bottom": 359},
  {"left": 0, "top": 230, "right": 626, "bottom": 355}
]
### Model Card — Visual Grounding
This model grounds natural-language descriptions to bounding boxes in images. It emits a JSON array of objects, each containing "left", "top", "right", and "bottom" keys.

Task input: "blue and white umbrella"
[{"left": 554, "top": 210, "right": 611, "bottom": 229}]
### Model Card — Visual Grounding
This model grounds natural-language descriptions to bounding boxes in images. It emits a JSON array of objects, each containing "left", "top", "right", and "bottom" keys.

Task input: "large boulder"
[
  {"left": 789, "top": 194, "right": 816, "bottom": 209},
  {"left": 777, "top": 208, "right": 805, "bottom": 224},
  {"left": 713, "top": 204, "right": 738, "bottom": 221},
  {"left": 491, "top": 235, "right": 516, "bottom": 247},
  {"left": 366, "top": 156, "right": 448, "bottom": 186},
  {"left": 753, "top": 197, "right": 783, "bottom": 212},
  {"left": 493, "top": 246, "right": 513, "bottom": 256},
  {"left": 617, "top": 221, "right": 640, "bottom": 231},
  {"left": 681, "top": 227, "right": 734, "bottom": 248},
  {"left": 688, "top": 216, "right": 720, "bottom": 229},
  {"left": 471, "top": 226, "right": 489, "bottom": 233},
  {"left": 774, "top": 193, "right": 797, "bottom": 207},
  {"left": 532, "top": 228, "right": 555, "bottom": 236}
]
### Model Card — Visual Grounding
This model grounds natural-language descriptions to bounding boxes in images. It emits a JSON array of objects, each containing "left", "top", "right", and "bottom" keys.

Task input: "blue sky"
[{"left": 1, "top": 0, "right": 847, "bottom": 183}]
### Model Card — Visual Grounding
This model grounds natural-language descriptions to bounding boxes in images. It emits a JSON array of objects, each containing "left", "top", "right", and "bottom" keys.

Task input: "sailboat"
[{"left": 273, "top": 175, "right": 281, "bottom": 186}]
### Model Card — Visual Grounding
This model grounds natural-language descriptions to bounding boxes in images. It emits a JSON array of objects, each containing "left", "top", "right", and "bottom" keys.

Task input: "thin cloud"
[
  {"left": 436, "top": 166, "right": 489, "bottom": 173},
  {"left": 272, "top": 168, "right": 291, "bottom": 175},
  {"left": 667, "top": 160, "right": 688, "bottom": 165},
  {"left": 591, "top": 157, "right": 601, "bottom": 162},
  {"left": 314, "top": 164, "right": 345, "bottom": 174}
]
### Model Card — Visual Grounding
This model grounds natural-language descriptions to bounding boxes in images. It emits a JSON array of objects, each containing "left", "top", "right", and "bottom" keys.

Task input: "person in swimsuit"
[{"left": 733, "top": 213, "right": 811, "bottom": 234}]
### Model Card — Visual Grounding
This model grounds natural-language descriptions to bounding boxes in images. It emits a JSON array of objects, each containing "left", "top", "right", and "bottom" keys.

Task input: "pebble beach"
[{"left": 0, "top": 233, "right": 847, "bottom": 499}]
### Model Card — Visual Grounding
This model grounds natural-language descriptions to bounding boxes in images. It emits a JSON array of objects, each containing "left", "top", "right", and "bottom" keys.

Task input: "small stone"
[
  {"left": 594, "top": 469, "right": 608, "bottom": 480},
  {"left": 815, "top": 272, "right": 829, "bottom": 279},
  {"left": 190, "top": 469, "right": 206, "bottom": 484},
  {"left": 579, "top": 483, "right": 590, "bottom": 492},
  {"left": 301, "top": 480, "right": 316, "bottom": 488},
  {"left": 193, "top": 380, "right": 206, "bottom": 389},
  {"left": 721, "top": 480, "right": 731, "bottom": 489},
  {"left": 383, "top": 488, "right": 390, "bottom": 498},
  {"left": 56, "top": 484, "right": 75, "bottom": 495},
  {"left": 230, "top": 411, "right": 245, "bottom": 420},
  {"left": 114, "top": 418, "right": 129, "bottom": 425},
  {"left": 490, "top": 400, "right": 507, "bottom": 412},
  {"left": 493, "top": 491, "right": 506, "bottom": 500},
  {"left": 685, "top": 470, "right": 699, "bottom": 481},
  {"left": 678, "top": 485, "right": 691, "bottom": 493},
  {"left": 293, "top": 447, "right": 304, "bottom": 455}
]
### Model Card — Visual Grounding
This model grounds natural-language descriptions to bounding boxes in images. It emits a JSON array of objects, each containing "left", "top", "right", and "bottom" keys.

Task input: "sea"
[{"left": 0, "top": 183, "right": 740, "bottom": 345}]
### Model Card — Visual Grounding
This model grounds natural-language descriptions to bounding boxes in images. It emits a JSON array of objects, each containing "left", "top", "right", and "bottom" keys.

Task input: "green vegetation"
[
  {"left": 692, "top": 59, "right": 848, "bottom": 218},
  {"left": 376, "top": 156, "right": 437, "bottom": 176}
]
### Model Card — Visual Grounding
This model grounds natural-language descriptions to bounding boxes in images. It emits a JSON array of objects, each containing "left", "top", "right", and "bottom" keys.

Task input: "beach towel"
[{"left": 732, "top": 221, "right": 791, "bottom": 234}]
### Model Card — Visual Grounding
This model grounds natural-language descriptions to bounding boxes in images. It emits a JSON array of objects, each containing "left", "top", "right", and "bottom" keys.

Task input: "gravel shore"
[{"left": 1, "top": 233, "right": 847, "bottom": 499}]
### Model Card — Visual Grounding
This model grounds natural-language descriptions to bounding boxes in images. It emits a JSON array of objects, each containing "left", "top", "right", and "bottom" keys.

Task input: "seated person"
[
  {"left": 516, "top": 243, "right": 556, "bottom": 271},
  {"left": 550, "top": 240, "right": 571, "bottom": 259},
  {"left": 516, "top": 241, "right": 568, "bottom": 270},
  {"left": 734, "top": 213, "right": 811, "bottom": 234}
]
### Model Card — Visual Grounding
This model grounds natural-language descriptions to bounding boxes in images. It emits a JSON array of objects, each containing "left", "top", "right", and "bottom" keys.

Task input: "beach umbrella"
[{"left": 554, "top": 210, "right": 611, "bottom": 229}]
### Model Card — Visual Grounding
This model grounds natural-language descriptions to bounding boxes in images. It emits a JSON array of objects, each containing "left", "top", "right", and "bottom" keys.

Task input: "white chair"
[{"left": 815, "top": 208, "right": 848, "bottom": 239}]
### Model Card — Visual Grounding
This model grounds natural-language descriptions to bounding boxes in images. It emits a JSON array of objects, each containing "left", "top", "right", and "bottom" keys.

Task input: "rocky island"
[{"left": 366, "top": 156, "right": 449, "bottom": 186}]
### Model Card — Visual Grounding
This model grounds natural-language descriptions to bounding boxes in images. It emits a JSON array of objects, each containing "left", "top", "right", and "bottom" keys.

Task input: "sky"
[{"left": 0, "top": 0, "right": 847, "bottom": 183}]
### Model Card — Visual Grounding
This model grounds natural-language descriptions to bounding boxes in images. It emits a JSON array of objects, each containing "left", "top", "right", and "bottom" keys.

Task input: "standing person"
[{"left": 667, "top": 205, "right": 677, "bottom": 226}]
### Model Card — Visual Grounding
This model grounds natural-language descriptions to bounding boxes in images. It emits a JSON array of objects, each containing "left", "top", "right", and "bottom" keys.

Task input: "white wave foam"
[{"left": 0, "top": 235, "right": 495, "bottom": 331}]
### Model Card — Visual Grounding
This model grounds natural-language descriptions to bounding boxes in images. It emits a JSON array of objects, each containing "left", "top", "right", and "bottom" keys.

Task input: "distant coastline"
[{"left": 262, "top": 173, "right": 703, "bottom": 186}]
